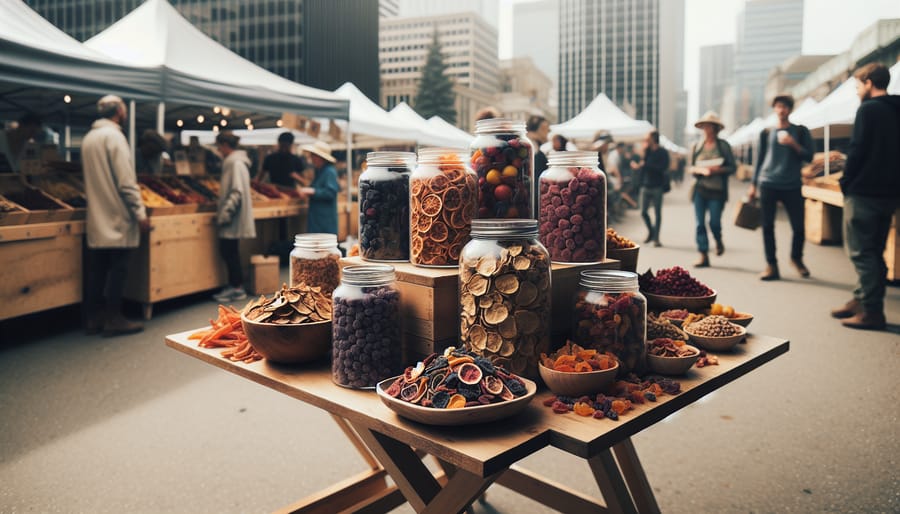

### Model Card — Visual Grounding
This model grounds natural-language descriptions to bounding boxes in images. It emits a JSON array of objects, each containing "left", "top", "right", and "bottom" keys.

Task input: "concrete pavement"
[{"left": 1, "top": 177, "right": 897, "bottom": 513}]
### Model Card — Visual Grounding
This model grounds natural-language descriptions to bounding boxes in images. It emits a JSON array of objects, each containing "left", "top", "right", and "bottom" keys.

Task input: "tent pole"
[
  {"left": 64, "top": 125, "right": 71, "bottom": 162},
  {"left": 346, "top": 125, "right": 353, "bottom": 217},
  {"left": 128, "top": 100, "right": 136, "bottom": 159},
  {"left": 157, "top": 102, "right": 165, "bottom": 134},
  {"left": 824, "top": 124, "right": 830, "bottom": 176}
]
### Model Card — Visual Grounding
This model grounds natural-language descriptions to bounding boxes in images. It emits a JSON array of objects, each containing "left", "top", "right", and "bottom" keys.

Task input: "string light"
[
  {"left": 244, "top": 118, "right": 252, "bottom": 125},
  {"left": 197, "top": 114, "right": 205, "bottom": 123},
  {"left": 247, "top": 124, "right": 254, "bottom": 131},
  {"left": 176, "top": 119, "right": 184, "bottom": 127},
  {"left": 63, "top": 95, "right": 72, "bottom": 104},
  {"left": 276, "top": 119, "right": 284, "bottom": 127},
  {"left": 213, "top": 106, "right": 221, "bottom": 114},
  {"left": 220, "top": 119, "right": 227, "bottom": 127},
  {"left": 213, "top": 125, "right": 220, "bottom": 133},
  {"left": 221, "top": 108, "right": 231, "bottom": 116}
]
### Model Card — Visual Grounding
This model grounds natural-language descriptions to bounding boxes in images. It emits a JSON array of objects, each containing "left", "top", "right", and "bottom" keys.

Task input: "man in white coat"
[{"left": 81, "top": 95, "right": 150, "bottom": 336}]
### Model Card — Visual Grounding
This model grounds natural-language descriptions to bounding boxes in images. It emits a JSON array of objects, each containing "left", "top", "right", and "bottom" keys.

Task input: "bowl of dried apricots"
[{"left": 539, "top": 341, "right": 619, "bottom": 396}]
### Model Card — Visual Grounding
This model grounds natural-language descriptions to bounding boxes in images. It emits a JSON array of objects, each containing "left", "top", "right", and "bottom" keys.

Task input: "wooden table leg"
[
  {"left": 331, "top": 414, "right": 381, "bottom": 471},
  {"left": 588, "top": 449, "right": 638, "bottom": 514},
  {"left": 612, "top": 438, "right": 661, "bottom": 514}
]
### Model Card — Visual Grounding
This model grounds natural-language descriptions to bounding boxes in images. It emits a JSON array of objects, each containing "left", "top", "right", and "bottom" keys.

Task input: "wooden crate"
[
  {"left": 250, "top": 254, "right": 280, "bottom": 295},
  {"left": 887, "top": 208, "right": 900, "bottom": 282},
  {"left": 805, "top": 198, "right": 842, "bottom": 245}
]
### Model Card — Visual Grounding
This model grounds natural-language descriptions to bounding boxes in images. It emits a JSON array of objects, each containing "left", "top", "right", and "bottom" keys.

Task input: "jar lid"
[
  {"left": 417, "top": 147, "right": 468, "bottom": 165},
  {"left": 341, "top": 264, "right": 395, "bottom": 286},
  {"left": 470, "top": 219, "right": 538, "bottom": 239},
  {"left": 579, "top": 270, "right": 639, "bottom": 292},
  {"left": 294, "top": 232, "right": 338, "bottom": 249},
  {"left": 547, "top": 151, "right": 599, "bottom": 167},
  {"left": 474, "top": 118, "right": 526, "bottom": 134},
  {"left": 367, "top": 151, "right": 416, "bottom": 167}
]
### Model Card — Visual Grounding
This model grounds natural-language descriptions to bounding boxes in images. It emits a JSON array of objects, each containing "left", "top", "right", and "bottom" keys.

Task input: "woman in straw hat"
[
  {"left": 299, "top": 140, "right": 340, "bottom": 235},
  {"left": 689, "top": 111, "right": 736, "bottom": 267}
]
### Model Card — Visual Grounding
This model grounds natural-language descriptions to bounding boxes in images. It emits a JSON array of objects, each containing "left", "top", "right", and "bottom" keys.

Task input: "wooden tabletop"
[{"left": 166, "top": 331, "right": 788, "bottom": 477}]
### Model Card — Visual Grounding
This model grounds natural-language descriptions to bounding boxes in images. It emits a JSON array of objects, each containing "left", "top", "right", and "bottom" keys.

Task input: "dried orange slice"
[
  {"left": 447, "top": 243, "right": 462, "bottom": 261},
  {"left": 410, "top": 179, "right": 425, "bottom": 196},
  {"left": 421, "top": 194, "right": 442, "bottom": 216},
  {"left": 430, "top": 221, "right": 449, "bottom": 242},
  {"left": 428, "top": 174, "right": 450, "bottom": 192},
  {"left": 410, "top": 234, "right": 424, "bottom": 256},
  {"left": 415, "top": 213, "right": 433, "bottom": 233},
  {"left": 442, "top": 187, "right": 462, "bottom": 211},
  {"left": 446, "top": 393, "right": 467, "bottom": 409}
]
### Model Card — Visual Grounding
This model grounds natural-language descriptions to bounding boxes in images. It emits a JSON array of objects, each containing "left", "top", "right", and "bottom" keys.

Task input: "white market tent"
[
  {"left": 389, "top": 102, "right": 470, "bottom": 148},
  {"left": 332, "top": 82, "right": 419, "bottom": 143},
  {"left": 427, "top": 116, "right": 473, "bottom": 145},
  {"left": 890, "top": 60, "right": 900, "bottom": 94},
  {"left": 84, "top": 0, "right": 349, "bottom": 126},
  {"left": 179, "top": 128, "right": 315, "bottom": 147},
  {"left": 791, "top": 77, "right": 859, "bottom": 130},
  {"left": 550, "top": 93, "right": 654, "bottom": 140}
]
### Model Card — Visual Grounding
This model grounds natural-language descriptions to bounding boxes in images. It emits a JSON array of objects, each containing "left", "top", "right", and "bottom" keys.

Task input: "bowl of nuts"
[
  {"left": 646, "top": 338, "right": 700, "bottom": 375},
  {"left": 539, "top": 342, "right": 619, "bottom": 396},
  {"left": 240, "top": 284, "right": 333, "bottom": 364},
  {"left": 683, "top": 315, "right": 746, "bottom": 352}
]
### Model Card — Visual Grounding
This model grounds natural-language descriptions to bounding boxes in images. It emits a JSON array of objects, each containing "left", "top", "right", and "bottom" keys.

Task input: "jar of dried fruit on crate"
[
  {"left": 359, "top": 152, "right": 414, "bottom": 262},
  {"left": 290, "top": 233, "right": 341, "bottom": 296},
  {"left": 572, "top": 270, "right": 646, "bottom": 376},
  {"left": 409, "top": 148, "right": 477, "bottom": 267},
  {"left": 539, "top": 151, "right": 607, "bottom": 263},
  {"left": 469, "top": 119, "right": 535, "bottom": 220},
  {"left": 459, "top": 219, "right": 551, "bottom": 379},
  {"left": 332, "top": 265, "right": 402, "bottom": 389}
]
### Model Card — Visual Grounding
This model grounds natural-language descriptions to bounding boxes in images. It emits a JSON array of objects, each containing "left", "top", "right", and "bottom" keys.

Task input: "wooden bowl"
[
  {"left": 375, "top": 376, "right": 537, "bottom": 426},
  {"left": 606, "top": 245, "right": 640, "bottom": 272},
  {"left": 647, "top": 345, "right": 700, "bottom": 375},
  {"left": 643, "top": 290, "right": 717, "bottom": 311},
  {"left": 241, "top": 313, "right": 332, "bottom": 364},
  {"left": 683, "top": 323, "right": 746, "bottom": 352},
  {"left": 538, "top": 361, "right": 619, "bottom": 397},
  {"left": 727, "top": 312, "right": 754, "bottom": 327}
]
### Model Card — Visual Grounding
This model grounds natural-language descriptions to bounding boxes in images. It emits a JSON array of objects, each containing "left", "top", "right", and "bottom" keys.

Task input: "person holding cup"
[{"left": 748, "top": 94, "right": 814, "bottom": 281}]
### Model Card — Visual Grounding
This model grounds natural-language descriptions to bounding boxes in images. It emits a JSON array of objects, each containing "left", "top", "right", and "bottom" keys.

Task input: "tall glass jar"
[
  {"left": 331, "top": 265, "right": 402, "bottom": 389},
  {"left": 409, "top": 148, "right": 477, "bottom": 267},
  {"left": 572, "top": 270, "right": 646, "bottom": 376},
  {"left": 459, "top": 219, "right": 551, "bottom": 379},
  {"left": 539, "top": 151, "right": 607, "bottom": 263},
  {"left": 359, "top": 152, "right": 414, "bottom": 261},
  {"left": 290, "top": 233, "right": 341, "bottom": 296},
  {"left": 470, "top": 119, "right": 535, "bottom": 219}
]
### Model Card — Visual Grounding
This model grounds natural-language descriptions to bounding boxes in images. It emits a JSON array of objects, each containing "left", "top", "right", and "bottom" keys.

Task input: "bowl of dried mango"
[{"left": 539, "top": 342, "right": 619, "bottom": 397}]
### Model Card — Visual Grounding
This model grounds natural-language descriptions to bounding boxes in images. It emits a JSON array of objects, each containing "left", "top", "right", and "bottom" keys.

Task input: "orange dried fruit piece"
[
  {"left": 410, "top": 179, "right": 425, "bottom": 196},
  {"left": 611, "top": 400, "right": 629, "bottom": 415},
  {"left": 421, "top": 194, "right": 443, "bottom": 216},
  {"left": 576, "top": 349, "right": 598, "bottom": 360},
  {"left": 442, "top": 187, "right": 462, "bottom": 211},
  {"left": 430, "top": 221, "right": 449, "bottom": 242},
  {"left": 415, "top": 213, "right": 433, "bottom": 233},
  {"left": 574, "top": 361, "right": 593, "bottom": 373},
  {"left": 554, "top": 364, "right": 577, "bottom": 372},
  {"left": 573, "top": 402, "right": 595, "bottom": 416},
  {"left": 428, "top": 174, "right": 450, "bottom": 192},
  {"left": 553, "top": 354, "right": 576, "bottom": 368},
  {"left": 446, "top": 393, "right": 467, "bottom": 409}
]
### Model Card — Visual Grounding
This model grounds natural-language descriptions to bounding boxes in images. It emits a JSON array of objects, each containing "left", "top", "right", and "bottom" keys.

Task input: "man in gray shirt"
[{"left": 748, "top": 94, "right": 814, "bottom": 281}]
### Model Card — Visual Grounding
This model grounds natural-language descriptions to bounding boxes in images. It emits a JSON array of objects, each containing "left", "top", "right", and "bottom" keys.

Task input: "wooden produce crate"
[
  {"left": 0, "top": 221, "right": 84, "bottom": 320},
  {"left": 0, "top": 194, "right": 30, "bottom": 226},
  {"left": 887, "top": 208, "right": 900, "bottom": 282},
  {"left": 804, "top": 198, "right": 842, "bottom": 245},
  {"left": 339, "top": 256, "right": 620, "bottom": 361}
]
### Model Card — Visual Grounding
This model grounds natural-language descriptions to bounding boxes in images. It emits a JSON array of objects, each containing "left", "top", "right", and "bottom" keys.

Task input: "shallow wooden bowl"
[
  {"left": 241, "top": 314, "right": 331, "bottom": 364},
  {"left": 538, "top": 361, "right": 619, "bottom": 397},
  {"left": 683, "top": 323, "right": 746, "bottom": 352},
  {"left": 643, "top": 290, "right": 717, "bottom": 311},
  {"left": 606, "top": 245, "right": 640, "bottom": 273},
  {"left": 727, "top": 312, "right": 754, "bottom": 327},
  {"left": 647, "top": 345, "right": 700, "bottom": 375}
]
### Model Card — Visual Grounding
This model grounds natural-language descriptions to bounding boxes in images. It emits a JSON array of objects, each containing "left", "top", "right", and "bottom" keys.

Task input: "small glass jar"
[
  {"left": 469, "top": 119, "right": 536, "bottom": 219},
  {"left": 409, "top": 148, "right": 477, "bottom": 267},
  {"left": 459, "top": 219, "right": 551, "bottom": 379},
  {"left": 572, "top": 270, "right": 646, "bottom": 376},
  {"left": 331, "top": 265, "right": 402, "bottom": 389},
  {"left": 359, "top": 152, "right": 414, "bottom": 262},
  {"left": 290, "top": 233, "right": 342, "bottom": 296},
  {"left": 539, "top": 151, "right": 607, "bottom": 263}
]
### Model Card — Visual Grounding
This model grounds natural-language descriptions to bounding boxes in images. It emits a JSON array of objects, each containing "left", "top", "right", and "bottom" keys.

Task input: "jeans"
[
  {"left": 843, "top": 195, "right": 898, "bottom": 313},
  {"left": 219, "top": 238, "right": 242, "bottom": 287},
  {"left": 693, "top": 193, "right": 724, "bottom": 253},
  {"left": 759, "top": 185, "right": 805, "bottom": 264},
  {"left": 640, "top": 187, "right": 664, "bottom": 242},
  {"left": 84, "top": 247, "right": 133, "bottom": 316}
]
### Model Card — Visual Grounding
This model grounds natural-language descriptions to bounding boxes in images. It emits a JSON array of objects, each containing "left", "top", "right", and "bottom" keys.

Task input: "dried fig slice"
[
  {"left": 457, "top": 362, "right": 483, "bottom": 385},
  {"left": 481, "top": 375, "right": 504, "bottom": 395}
]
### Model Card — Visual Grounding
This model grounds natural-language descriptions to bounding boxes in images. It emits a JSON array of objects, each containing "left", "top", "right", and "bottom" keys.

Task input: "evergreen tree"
[{"left": 414, "top": 30, "right": 456, "bottom": 124}]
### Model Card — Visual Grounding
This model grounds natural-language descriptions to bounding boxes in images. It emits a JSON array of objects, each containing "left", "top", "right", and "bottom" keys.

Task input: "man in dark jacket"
[
  {"left": 631, "top": 130, "right": 670, "bottom": 246},
  {"left": 831, "top": 63, "right": 900, "bottom": 330}
]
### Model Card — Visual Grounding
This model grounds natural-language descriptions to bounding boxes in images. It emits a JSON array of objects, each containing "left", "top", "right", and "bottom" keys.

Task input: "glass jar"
[
  {"left": 572, "top": 270, "right": 646, "bottom": 376},
  {"left": 331, "top": 264, "right": 402, "bottom": 389},
  {"left": 290, "top": 233, "right": 341, "bottom": 296},
  {"left": 539, "top": 151, "right": 607, "bottom": 263},
  {"left": 409, "top": 148, "right": 477, "bottom": 267},
  {"left": 359, "top": 152, "right": 414, "bottom": 262},
  {"left": 459, "top": 219, "right": 551, "bottom": 379},
  {"left": 469, "top": 119, "right": 535, "bottom": 219}
]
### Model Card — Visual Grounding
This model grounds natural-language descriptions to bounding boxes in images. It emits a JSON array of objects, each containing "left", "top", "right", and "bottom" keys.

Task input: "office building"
[
  {"left": 379, "top": 12, "right": 499, "bottom": 130},
  {"left": 699, "top": 44, "right": 734, "bottom": 120},
  {"left": 733, "top": 0, "right": 804, "bottom": 123},
  {"left": 28, "top": 0, "right": 381, "bottom": 102},
  {"left": 764, "top": 54, "right": 833, "bottom": 107},
  {"left": 394, "top": 0, "right": 499, "bottom": 28},
  {"left": 511, "top": 0, "right": 558, "bottom": 113},
  {"left": 558, "top": 0, "right": 686, "bottom": 144},
  {"left": 496, "top": 57, "right": 555, "bottom": 123},
  {"left": 379, "top": 0, "right": 399, "bottom": 18}
]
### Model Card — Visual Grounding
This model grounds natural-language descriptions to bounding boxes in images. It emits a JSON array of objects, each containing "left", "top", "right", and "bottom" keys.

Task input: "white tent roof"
[
  {"left": 389, "top": 103, "right": 470, "bottom": 148},
  {"left": 333, "top": 82, "right": 419, "bottom": 142},
  {"left": 427, "top": 116, "right": 473, "bottom": 145},
  {"left": 85, "top": 0, "right": 348, "bottom": 119},
  {"left": 179, "top": 128, "right": 315, "bottom": 147},
  {"left": 659, "top": 135, "right": 687, "bottom": 154},
  {"left": 791, "top": 77, "right": 859, "bottom": 129},
  {"left": 550, "top": 93, "right": 654, "bottom": 139}
]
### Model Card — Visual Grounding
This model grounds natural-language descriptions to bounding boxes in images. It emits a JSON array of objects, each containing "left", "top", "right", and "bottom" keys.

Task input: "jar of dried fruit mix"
[
  {"left": 332, "top": 264, "right": 402, "bottom": 389},
  {"left": 469, "top": 119, "right": 535, "bottom": 219},
  {"left": 459, "top": 219, "right": 551, "bottom": 379},
  {"left": 290, "top": 233, "right": 341, "bottom": 296},
  {"left": 359, "top": 151, "right": 415, "bottom": 262},
  {"left": 409, "top": 148, "right": 477, "bottom": 267},
  {"left": 572, "top": 270, "right": 646, "bottom": 375},
  {"left": 539, "top": 151, "right": 607, "bottom": 263}
]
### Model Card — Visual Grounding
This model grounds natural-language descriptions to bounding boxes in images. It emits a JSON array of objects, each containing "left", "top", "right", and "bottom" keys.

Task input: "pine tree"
[{"left": 414, "top": 30, "right": 456, "bottom": 124}]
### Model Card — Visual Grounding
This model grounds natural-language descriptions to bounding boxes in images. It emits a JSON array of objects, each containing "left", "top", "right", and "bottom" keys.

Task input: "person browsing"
[{"left": 299, "top": 141, "right": 340, "bottom": 235}]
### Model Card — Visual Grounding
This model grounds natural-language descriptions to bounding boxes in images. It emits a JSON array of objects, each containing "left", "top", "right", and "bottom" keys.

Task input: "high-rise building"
[
  {"left": 379, "top": 0, "right": 399, "bottom": 18},
  {"left": 394, "top": 0, "right": 499, "bottom": 28},
  {"left": 496, "top": 57, "right": 555, "bottom": 123},
  {"left": 379, "top": 12, "right": 499, "bottom": 131},
  {"left": 511, "top": 0, "right": 558, "bottom": 87},
  {"left": 733, "top": 0, "right": 804, "bottom": 123},
  {"left": 558, "top": 0, "right": 686, "bottom": 144},
  {"left": 27, "top": 0, "right": 381, "bottom": 102},
  {"left": 699, "top": 44, "right": 734, "bottom": 120}
]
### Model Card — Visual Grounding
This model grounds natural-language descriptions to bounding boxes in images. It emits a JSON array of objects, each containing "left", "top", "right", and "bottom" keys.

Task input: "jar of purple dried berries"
[{"left": 359, "top": 152, "right": 414, "bottom": 262}]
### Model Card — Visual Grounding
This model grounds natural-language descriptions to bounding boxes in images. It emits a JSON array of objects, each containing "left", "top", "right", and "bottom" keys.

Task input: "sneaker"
[
  {"left": 213, "top": 286, "right": 237, "bottom": 303},
  {"left": 230, "top": 287, "right": 248, "bottom": 302}
]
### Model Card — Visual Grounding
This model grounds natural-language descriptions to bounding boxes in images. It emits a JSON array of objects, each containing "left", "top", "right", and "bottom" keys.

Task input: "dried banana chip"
[
  {"left": 478, "top": 293, "right": 495, "bottom": 309},
  {"left": 515, "top": 310, "right": 540, "bottom": 335},
  {"left": 512, "top": 255, "right": 531, "bottom": 271},
  {"left": 468, "top": 325, "right": 487, "bottom": 351},
  {"left": 460, "top": 292, "right": 476, "bottom": 316},
  {"left": 476, "top": 256, "right": 500, "bottom": 277},
  {"left": 483, "top": 303, "right": 509, "bottom": 325},
  {"left": 499, "top": 339, "right": 515, "bottom": 357},
  {"left": 467, "top": 274, "right": 489, "bottom": 296},
  {"left": 494, "top": 274, "right": 519, "bottom": 295},
  {"left": 498, "top": 317, "right": 517, "bottom": 339},
  {"left": 485, "top": 332, "right": 503, "bottom": 353},
  {"left": 507, "top": 244, "right": 523, "bottom": 256},
  {"left": 516, "top": 281, "right": 538, "bottom": 306}
]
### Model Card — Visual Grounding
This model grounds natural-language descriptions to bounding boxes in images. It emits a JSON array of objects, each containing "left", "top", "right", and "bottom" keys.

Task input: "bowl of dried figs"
[
  {"left": 241, "top": 284, "right": 332, "bottom": 364},
  {"left": 646, "top": 338, "right": 700, "bottom": 375}
]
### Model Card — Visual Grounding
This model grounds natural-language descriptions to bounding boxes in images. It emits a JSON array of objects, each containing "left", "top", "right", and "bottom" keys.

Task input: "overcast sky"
[{"left": 499, "top": 0, "right": 900, "bottom": 123}]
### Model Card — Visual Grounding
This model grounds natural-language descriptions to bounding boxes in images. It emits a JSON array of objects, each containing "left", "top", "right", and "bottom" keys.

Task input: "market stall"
[{"left": 550, "top": 93, "right": 654, "bottom": 141}]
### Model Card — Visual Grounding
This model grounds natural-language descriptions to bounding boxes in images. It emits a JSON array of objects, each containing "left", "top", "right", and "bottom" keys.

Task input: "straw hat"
[
  {"left": 301, "top": 140, "right": 336, "bottom": 163},
  {"left": 694, "top": 111, "right": 724, "bottom": 130}
]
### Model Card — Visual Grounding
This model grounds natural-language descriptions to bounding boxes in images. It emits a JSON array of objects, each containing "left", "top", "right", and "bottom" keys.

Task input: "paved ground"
[{"left": 1, "top": 178, "right": 898, "bottom": 514}]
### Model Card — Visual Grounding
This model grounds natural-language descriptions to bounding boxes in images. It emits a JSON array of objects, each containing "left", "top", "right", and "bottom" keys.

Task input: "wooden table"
[{"left": 167, "top": 331, "right": 789, "bottom": 513}]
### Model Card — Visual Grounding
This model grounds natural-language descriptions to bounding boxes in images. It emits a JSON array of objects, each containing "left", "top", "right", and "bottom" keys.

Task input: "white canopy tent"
[
  {"left": 890, "top": 60, "right": 900, "bottom": 94},
  {"left": 550, "top": 93, "right": 654, "bottom": 140},
  {"left": 427, "top": 116, "right": 473, "bottom": 145},
  {"left": 332, "top": 82, "right": 419, "bottom": 143},
  {"left": 389, "top": 103, "right": 471, "bottom": 148},
  {"left": 179, "top": 128, "right": 316, "bottom": 147}
]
